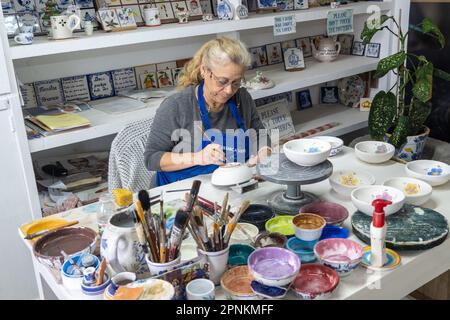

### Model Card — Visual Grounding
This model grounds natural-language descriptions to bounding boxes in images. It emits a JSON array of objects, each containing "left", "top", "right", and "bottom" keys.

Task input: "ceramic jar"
[
  {"left": 143, "top": 6, "right": 161, "bottom": 26},
  {"left": 100, "top": 210, "right": 150, "bottom": 278},
  {"left": 50, "top": 14, "right": 81, "bottom": 40},
  {"left": 312, "top": 37, "right": 341, "bottom": 62}
]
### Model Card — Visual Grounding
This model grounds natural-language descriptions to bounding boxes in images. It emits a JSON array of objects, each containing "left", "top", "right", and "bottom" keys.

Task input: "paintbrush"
[
  {"left": 159, "top": 218, "right": 166, "bottom": 263},
  {"left": 139, "top": 190, "right": 160, "bottom": 255},
  {"left": 136, "top": 199, "right": 159, "bottom": 262},
  {"left": 213, "top": 222, "right": 220, "bottom": 251},
  {"left": 219, "top": 193, "right": 229, "bottom": 225},
  {"left": 185, "top": 180, "right": 202, "bottom": 213},
  {"left": 167, "top": 208, "right": 190, "bottom": 261},
  {"left": 187, "top": 223, "right": 206, "bottom": 251},
  {"left": 193, "top": 212, "right": 212, "bottom": 251},
  {"left": 96, "top": 259, "right": 107, "bottom": 286},
  {"left": 132, "top": 210, "right": 149, "bottom": 254},
  {"left": 25, "top": 220, "right": 79, "bottom": 240},
  {"left": 223, "top": 200, "right": 251, "bottom": 246},
  {"left": 196, "top": 123, "right": 213, "bottom": 144}
]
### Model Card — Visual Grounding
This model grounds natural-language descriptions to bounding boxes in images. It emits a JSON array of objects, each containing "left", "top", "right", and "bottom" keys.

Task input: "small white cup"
[
  {"left": 145, "top": 255, "right": 181, "bottom": 276},
  {"left": 197, "top": 247, "right": 230, "bottom": 285},
  {"left": 84, "top": 21, "right": 93, "bottom": 36},
  {"left": 14, "top": 32, "right": 33, "bottom": 45},
  {"left": 186, "top": 278, "right": 215, "bottom": 300},
  {"left": 143, "top": 6, "right": 161, "bottom": 26}
]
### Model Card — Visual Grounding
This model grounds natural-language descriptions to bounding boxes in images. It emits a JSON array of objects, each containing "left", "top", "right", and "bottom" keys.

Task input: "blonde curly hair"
[{"left": 177, "top": 37, "right": 251, "bottom": 89}]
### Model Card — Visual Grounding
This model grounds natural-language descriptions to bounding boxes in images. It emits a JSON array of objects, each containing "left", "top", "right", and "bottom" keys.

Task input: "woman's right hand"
[{"left": 195, "top": 143, "right": 225, "bottom": 166}]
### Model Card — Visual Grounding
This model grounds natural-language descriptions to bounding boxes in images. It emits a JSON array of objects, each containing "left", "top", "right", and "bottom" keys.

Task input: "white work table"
[{"left": 20, "top": 146, "right": 450, "bottom": 300}]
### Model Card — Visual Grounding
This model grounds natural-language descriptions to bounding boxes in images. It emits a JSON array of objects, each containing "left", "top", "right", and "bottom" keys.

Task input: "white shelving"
[
  {"left": 28, "top": 54, "right": 377, "bottom": 153},
  {"left": 8, "top": 1, "right": 392, "bottom": 60}
]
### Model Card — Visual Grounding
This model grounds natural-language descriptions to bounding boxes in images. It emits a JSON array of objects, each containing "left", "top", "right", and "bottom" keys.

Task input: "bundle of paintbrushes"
[
  {"left": 132, "top": 180, "right": 202, "bottom": 264},
  {"left": 188, "top": 192, "right": 251, "bottom": 252}
]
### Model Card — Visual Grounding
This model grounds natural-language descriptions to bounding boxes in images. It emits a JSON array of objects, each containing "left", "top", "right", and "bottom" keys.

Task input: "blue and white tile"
[
  {"left": 112, "top": 68, "right": 137, "bottom": 94},
  {"left": 87, "top": 72, "right": 115, "bottom": 100},
  {"left": 34, "top": 79, "right": 65, "bottom": 106},
  {"left": 61, "top": 75, "right": 91, "bottom": 102},
  {"left": 13, "top": 0, "right": 35, "bottom": 12}
]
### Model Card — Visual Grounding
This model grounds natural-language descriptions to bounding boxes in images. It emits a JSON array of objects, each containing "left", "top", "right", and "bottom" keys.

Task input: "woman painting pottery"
[{"left": 145, "top": 37, "right": 272, "bottom": 187}]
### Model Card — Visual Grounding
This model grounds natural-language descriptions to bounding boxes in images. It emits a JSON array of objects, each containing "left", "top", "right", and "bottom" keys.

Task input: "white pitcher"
[
  {"left": 50, "top": 15, "right": 81, "bottom": 40},
  {"left": 100, "top": 210, "right": 150, "bottom": 278}
]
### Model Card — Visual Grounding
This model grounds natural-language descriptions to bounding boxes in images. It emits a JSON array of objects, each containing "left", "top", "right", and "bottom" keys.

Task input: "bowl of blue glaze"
[
  {"left": 319, "top": 225, "right": 349, "bottom": 241},
  {"left": 286, "top": 237, "right": 317, "bottom": 263},
  {"left": 228, "top": 244, "right": 255, "bottom": 267}
]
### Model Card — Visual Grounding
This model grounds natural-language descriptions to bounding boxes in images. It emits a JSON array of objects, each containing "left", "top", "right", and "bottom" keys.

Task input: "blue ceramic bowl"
[
  {"left": 81, "top": 273, "right": 111, "bottom": 300},
  {"left": 319, "top": 225, "right": 349, "bottom": 240},
  {"left": 228, "top": 244, "right": 255, "bottom": 266},
  {"left": 286, "top": 237, "right": 317, "bottom": 263}
]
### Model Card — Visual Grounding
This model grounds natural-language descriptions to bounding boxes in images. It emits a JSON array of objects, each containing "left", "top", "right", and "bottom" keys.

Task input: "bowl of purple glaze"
[
  {"left": 299, "top": 201, "right": 349, "bottom": 226},
  {"left": 247, "top": 247, "right": 301, "bottom": 286}
]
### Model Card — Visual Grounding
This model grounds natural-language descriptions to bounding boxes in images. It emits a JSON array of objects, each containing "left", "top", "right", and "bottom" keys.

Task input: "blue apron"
[{"left": 156, "top": 82, "right": 250, "bottom": 186}]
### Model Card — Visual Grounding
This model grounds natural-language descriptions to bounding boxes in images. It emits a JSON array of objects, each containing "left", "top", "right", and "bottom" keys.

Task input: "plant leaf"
[
  {"left": 374, "top": 51, "right": 406, "bottom": 78},
  {"left": 368, "top": 91, "right": 397, "bottom": 140},
  {"left": 361, "top": 15, "right": 392, "bottom": 45},
  {"left": 390, "top": 115, "right": 410, "bottom": 148},
  {"left": 412, "top": 61, "right": 433, "bottom": 103},
  {"left": 409, "top": 98, "right": 432, "bottom": 136},
  {"left": 420, "top": 18, "right": 445, "bottom": 48},
  {"left": 434, "top": 68, "right": 450, "bottom": 81}
]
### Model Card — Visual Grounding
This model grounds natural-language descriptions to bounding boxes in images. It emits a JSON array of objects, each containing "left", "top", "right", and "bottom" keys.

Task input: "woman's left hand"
[{"left": 247, "top": 146, "right": 272, "bottom": 167}]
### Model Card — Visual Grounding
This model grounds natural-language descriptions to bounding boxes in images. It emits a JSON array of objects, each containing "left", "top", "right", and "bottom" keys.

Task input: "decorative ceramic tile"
[
  {"left": 320, "top": 86, "right": 339, "bottom": 104},
  {"left": 266, "top": 42, "right": 283, "bottom": 65},
  {"left": 35, "top": 0, "right": 47, "bottom": 12},
  {"left": 156, "top": 2, "right": 175, "bottom": 20},
  {"left": 139, "top": 72, "right": 158, "bottom": 89},
  {"left": 80, "top": 9, "right": 98, "bottom": 28},
  {"left": 351, "top": 41, "right": 365, "bottom": 56},
  {"left": 171, "top": 67, "right": 183, "bottom": 85},
  {"left": 121, "top": 0, "right": 138, "bottom": 4},
  {"left": 199, "top": 0, "right": 212, "bottom": 14},
  {"left": 134, "top": 64, "right": 157, "bottom": 89},
  {"left": 283, "top": 47, "right": 304, "bottom": 70},
  {"left": 116, "top": 7, "right": 137, "bottom": 27},
  {"left": 137, "top": 0, "right": 151, "bottom": 3},
  {"left": 13, "top": 0, "right": 35, "bottom": 12},
  {"left": 365, "top": 42, "right": 381, "bottom": 58},
  {"left": 56, "top": 0, "right": 75, "bottom": 11},
  {"left": 156, "top": 61, "right": 177, "bottom": 71},
  {"left": 34, "top": 79, "right": 65, "bottom": 106},
  {"left": 296, "top": 37, "right": 312, "bottom": 58},
  {"left": 187, "top": 0, "right": 203, "bottom": 16},
  {"left": 1, "top": 0, "right": 16, "bottom": 14},
  {"left": 249, "top": 46, "right": 268, "bottom": 68},
  {"left": 338, "top": 34, "right": 354, "bottom": 55},
  {"left": 171, "top": 1, "right": 188, "bottom": 17},
  {"left": 97, "top": 8, "right": 121, "bottom": 31},
  {"left": 87, "top": 72, "right": 115, "bottom": 100},
  {"left": 293, "top": 0, "right": 307, "bottom": 10},
  {"left": 112, "top": 68, "right": 137, "bottom": 94},
  {"left": 124, "top": 5, "right": 143, "bottom": 23},
  {"left": 104, "top": 0, "right": 121, "bottom": 5},
  {"left": 74, "top": 0, "right": 94, "bottom": 8},
  {"left": 281, "top": 40, "right": 296, "bottom": 51},
  {"left": 157, "top": 70, "right": 174, "bottom": 87},
  {"left": 3, "top": 14, "right": 19, "bottom": 36},
  {"left": 256, "top": 0, "right": 277, "bottom": 10},
  {"left": 296, "top": 89, "right": 312, "bottom": 110},
  {"left": 276, "top": 0, "right": 293, "bottom": 11},
  {"left": 17, "top": 11, "right": 41, "bottom": 33},
  {"left": 20, "top": 83, "right": 38, "bottom": 109},
  {"left": 61, "top": 75, "right": 91, "bottom": 101}
]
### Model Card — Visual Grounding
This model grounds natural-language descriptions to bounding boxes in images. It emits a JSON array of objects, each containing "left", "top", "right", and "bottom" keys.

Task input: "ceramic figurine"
[
  {"left": 202, "top": 13, "right": 213, "bottom": 21},
  {"left": 245, "top": 71, "right": 275, "bottom": 90},
  {"left": 235, "top": 4, "right": 248, "bottom": 20},
  {"left": 176, "top": 10, "right": 190, "bottom": 23},
  {"left": 217, "top": 0, "right": 234, "bottom": 20},
  {"left": 311, "top": 37, "right": 341, "bottom": 62}
]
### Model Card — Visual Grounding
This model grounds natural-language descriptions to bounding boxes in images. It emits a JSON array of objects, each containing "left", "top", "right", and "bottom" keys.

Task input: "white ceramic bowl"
[
  {"left": 329, "top": 170, "right": 376, "bottom": 197},
  {"left": 354, "top": 141, "right": 395, "bottom": 164},
  {"left": 405, "top": 160, "right": 450, "bottom": 187},
  {"left": 315, "top": 136, "right": 344, "bottom": 157},
  {"left": 230, "top": 223, "right": 259, "bottom": 245},
  {"left": 383, "top": 177, "right": 432, "bottom": 206},
  {"left": 351, "top": 185, "right": 405, "bottom": 216},
  {"left": 283, "top": 138, "right": 331, "bottom": 166},
  {"left": 292, "top": 213, "right": 327, "bottom": 242},
  {"left": 211, "top": 163, "right": 253, "bottom": 187}
]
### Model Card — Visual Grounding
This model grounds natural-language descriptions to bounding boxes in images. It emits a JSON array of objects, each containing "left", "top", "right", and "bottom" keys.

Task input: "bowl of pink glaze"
[
  {"left": 314, "top": 238, "right": 363, "bottom": 277},
  {"left": 292, "top": 264, "right": 339, "bottom": 300},
  {"left": 299, "top": 201, "right": 349, "bottom": 226},
  {"left": 248, "top": 247, "right": 301, "bottom": 287}
]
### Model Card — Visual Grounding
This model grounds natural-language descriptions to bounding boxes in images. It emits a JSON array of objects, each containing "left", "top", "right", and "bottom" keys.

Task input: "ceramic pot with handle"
[
  {"left": 312, "top": 37, "right": 341, "bottom": 62},
  {"left": 100, "top": 210, "right": 150, "bottom": 278},
  {"left": 50, "top": 15, "right": 81, "bottom": 39}
]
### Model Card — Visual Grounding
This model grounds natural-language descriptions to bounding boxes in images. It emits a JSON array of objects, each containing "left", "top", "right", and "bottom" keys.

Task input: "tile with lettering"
[
  {"left": 112, "top": 68, "right": 137, "bottom": 94},
  {"left": 20, "top": 83, "right": 38, "bottom": 109},
  {"left": 61, "top": 75, "right": 91, "bottom": 101},
  {"left": 34, "top": 79, "right": 65, "bottom": 106},
  {"left": 87, "top": 72, "right": 115, "bottom": 100}
]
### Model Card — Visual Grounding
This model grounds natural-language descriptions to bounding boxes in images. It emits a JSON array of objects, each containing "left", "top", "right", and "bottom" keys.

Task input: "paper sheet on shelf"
[{"left": 89, "top": 96, "right": 148, "bottom": 114}]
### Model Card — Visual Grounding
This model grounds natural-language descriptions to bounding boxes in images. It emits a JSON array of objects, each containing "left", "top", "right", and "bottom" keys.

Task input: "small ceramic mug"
[
  {"left": 143, "top": 6, "right": 161, "bottom": 26},
  {"left": 14, "top": 32, "right": 33, "bottom": 45},
  {"left": 83, "top": 267, "right": 97, "bottom": 285},
  {"left": 186, "top": 279, "right": 215, "bottom": 300},
  {"left": 84, "top": 20, "right": 94, "bottom": 36},
  {"left": 50, "top": 14, "right": 81, "bottom": 40}
]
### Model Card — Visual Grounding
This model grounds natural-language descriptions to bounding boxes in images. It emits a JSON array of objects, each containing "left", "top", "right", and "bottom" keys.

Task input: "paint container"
[
  {"left": 292, "top": 213, "right": 326, "bottom": 241},
  {"left": 186, "top": 278, "right": 215, "bottom": 300},
  {"left": 82, "top": 267, "right": 97, "bottom": 285},
  {"left": 81, "top": 273, "right": 111, "bottom": 300},
  {"left": 104, "top": 272, "right": 136, "bottom": 299},
  {"left": 145, "top": 254, "right": 181, "bottom": 276},
  {"left": 197, "top": 247, "right": 230, "bottom": 285}
]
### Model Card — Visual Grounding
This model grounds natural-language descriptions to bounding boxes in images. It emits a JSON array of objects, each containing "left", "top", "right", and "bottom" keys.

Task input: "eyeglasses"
[{"left": 208, "top": 69, "right": 244, "bottom": 90}]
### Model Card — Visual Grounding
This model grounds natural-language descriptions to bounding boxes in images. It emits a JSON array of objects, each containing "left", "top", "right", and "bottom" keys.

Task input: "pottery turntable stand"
[{"left": 256, "top": 153, "right": 333, "bottom": 215}]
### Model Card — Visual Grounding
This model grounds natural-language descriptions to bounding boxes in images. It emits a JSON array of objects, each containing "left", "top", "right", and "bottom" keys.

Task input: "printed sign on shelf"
[
  {"left": 327, "top": 9, "right": 353, "bottom": 36},
  {"left": 274, "top": 15, "right": 296, "bottom": 36},
  {"left": 112, "top": 68, "right": 137, "bottom": 94},
  {"left": 256, "top": 99, "right": 295, "bottom": 139},
  {"left": 87, "top": 71, "right": 115, "bottom": 100},
  {"left": 34, "top": 79, "right": 65, "bottom": 106},
  {"left": 61, "top": 76, "right": 91, "bottom": 102}
]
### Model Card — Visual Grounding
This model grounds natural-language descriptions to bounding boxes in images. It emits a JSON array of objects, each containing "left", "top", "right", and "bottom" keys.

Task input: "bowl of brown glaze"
[
  {"left": 254, "top": 231, "right": 288, "bottom": 248},
  {"left": 292, "top": 213, "right": 326, "bottom": 242}
]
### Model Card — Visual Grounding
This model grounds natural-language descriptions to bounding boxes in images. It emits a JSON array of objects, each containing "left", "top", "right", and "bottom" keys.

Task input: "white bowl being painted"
[
  {"left": 329, "top": 170, "right": 376, "bottom": 197},
  {"left": 383, "top": 177, "right": 432, "bottom": 206},
  {"left": 351, "top": 185, "right": 405, "bottom": 216},
  {"left": 354, "top": 141, "right": 395, "bottom": 164},
  {"left": 314, "top": 136, "right": 344, "bottom": 157},
  {"left": 211, "top": 163, "right": 253, "bottom": 187},
  {"left": 405, "top": 160, "right": 450, "bottom": 187},
  {"left": 283, "top": 139, "right": 331, "bottom": 166}
]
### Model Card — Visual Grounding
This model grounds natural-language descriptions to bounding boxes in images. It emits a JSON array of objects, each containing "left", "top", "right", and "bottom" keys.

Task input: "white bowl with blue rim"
[
  {"left": 81, "top": 273, "right": 111, "bottom": 300},
  {"left": 283, "top": 138, "right": 331, "bottom": 166},
  {"left": 405, "top": 160, "right": 450, "bottom": 187},
  {"left": 354, "top": 141, "right": 395, "bottom": 164},
  {"left": 315, "top": 136, "right": 344, "bottom": 157},
  {"left": 383, "top": 177, "right": 432, "bottom": 206},
  {"left": 61, "top": 253, "right": 100, "bottom": 292}
]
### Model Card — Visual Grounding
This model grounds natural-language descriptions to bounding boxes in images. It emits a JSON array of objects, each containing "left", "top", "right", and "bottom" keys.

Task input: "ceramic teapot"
[
  {"left": 100, "top": 210, "right": 150, "bottom": 278},
  {"left": 311, "top": 37, "right": 341, "bottom": 62}
]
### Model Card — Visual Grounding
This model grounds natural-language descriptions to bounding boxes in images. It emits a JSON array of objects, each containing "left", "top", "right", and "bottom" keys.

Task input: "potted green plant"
[
  {"left": 42, "top": 0, "right": 61, "bottom": 36},
  {"left": 361, "top": 15, "right": 450, "bottom": 161}
]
